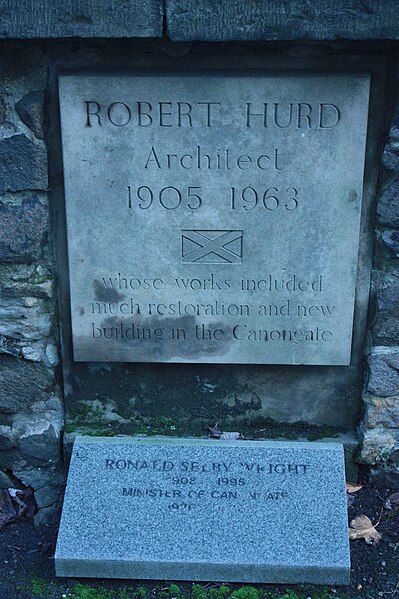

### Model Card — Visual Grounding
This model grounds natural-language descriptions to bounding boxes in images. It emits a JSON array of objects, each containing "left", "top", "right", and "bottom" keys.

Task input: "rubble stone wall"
[
  {"left": 361, "top": 88, "right": 399, "bottom": 487},
  {"left": 0, "top": 44, "right": 64, "bottom": 524}
]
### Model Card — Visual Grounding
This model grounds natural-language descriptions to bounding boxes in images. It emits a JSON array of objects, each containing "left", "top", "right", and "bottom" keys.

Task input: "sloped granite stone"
[{"left": 56, "top": 437, "right": 350, "bottom": 585}]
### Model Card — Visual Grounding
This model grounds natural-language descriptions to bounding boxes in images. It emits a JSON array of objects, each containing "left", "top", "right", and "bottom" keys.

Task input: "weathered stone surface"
[
  {"left": 56, "top": 437, "right": 349, "bottom": 584},
  {"left": 0, "top": 96, "right": 6, "bottom": 125},
  {"left": 0, "top": 1, "right": 163, "bottom": 39},
  {"left": 0, "top": 197, "right": 47, "bottom": 262},
  {"left": 0, "top": 135, "right": 47, "bottom": 193},
  {"left": 364, "top": 396, "right": 399, "bottom": 429},
  {"left": 382, "top": 142, "right": 399, "bottom": 172},
  {"left": 0, "top": 356, "right": 53, "bottom": 413},
  {"left": 370, "top": 465, "right": 399, "bottom": 491},
  {"left": 60, "top": 72, "right": 369, "bottom": 366},
  {"left": 0, "top": 470, "right": 14, "bottom": 489},
  {"left": 13, "top": 464, "right": 63, "bottom": 493},
  {"left": 376, "top": 179, "right": 399, "bottom": 228},
  {"left": 0, "top": 424, "right": 14, "bottom": 449},
  {"left": 20, "top": 343, "right": 44, "bottom": 362},
  {"left": 374, "top": 271, "right": 399, "bottom": 345},
  {"left": 167, "top": 0, "right": 399, "bottom": 41},
  {"left": 15, "top": 90, "right": 45, "bottom": 140},
  {"left": 12, "top": 397, "right": 63, "bottom": 462},
  {"left": 389, "top": 105, "right": 399, "bottom": 140},
  {"left": 44, "top": 343, "right": 59, "bottom": 367},
  {"left": 16, "top": 419, "right": 61, "bottom": 462},
  {"left": 11, "top": 465, "right": 65, "bottom": 524},
  {"left": 0, "top": 264, "right": 54, "bottom": 299},
  {"left": 381, "top": 230, "right": 399, "bottom": 256},
  {"left": 360, "top": 427, "right": 399, "bottom": 464},
  {"left": 34, "top": 481, "right": 63, "bottom": 509},
  {"left": 367, "top": 351, "right": 399, "bottom": 397},
  {"left": 0, "top": 296, "right": 53, "bottom": 343}
]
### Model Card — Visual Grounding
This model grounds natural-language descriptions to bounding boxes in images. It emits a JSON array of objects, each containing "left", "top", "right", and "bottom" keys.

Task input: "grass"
[{"left": 20, "top": 578, "right": 345, "bottom": 599}]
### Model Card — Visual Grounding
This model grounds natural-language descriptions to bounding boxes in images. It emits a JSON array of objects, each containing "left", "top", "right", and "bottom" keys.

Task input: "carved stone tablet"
[
  {"left": 59, "top": 72, "right": 370, "bottom": 364},
  {"left": 55, "top": 437, "right": 350, "bottom": 584}
]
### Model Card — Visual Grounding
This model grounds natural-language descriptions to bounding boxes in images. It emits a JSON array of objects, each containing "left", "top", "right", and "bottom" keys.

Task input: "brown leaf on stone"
[
  {"left": 0, "top": 489, "right": 17, "bottom": 529},
  {"left": 384, "top": 492, "right": 399, "bottom": 511},
  {"left": 220, "top": 432, "right": 241, "bottom": 440},
  {"left": 346, "top": 482, "right": 364, "bottom": 493},
  {"left": 349, "top": 515, "right": 382, "bottom": 544},
  {"left": 208, "top": 426, "right": 223, "bottom": 438},
  {"left": 9, "top": 488, "right": 36, "bottom": 519}
]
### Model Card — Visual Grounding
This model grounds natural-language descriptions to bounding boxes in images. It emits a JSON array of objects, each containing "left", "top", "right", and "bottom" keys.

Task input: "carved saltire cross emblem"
[{"left": 181, "top": 230, "right": 243, "bottom": 264}]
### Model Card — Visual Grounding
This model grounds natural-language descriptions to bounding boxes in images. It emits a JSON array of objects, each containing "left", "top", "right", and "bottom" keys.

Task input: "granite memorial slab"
[
  {"left": 55, "top": 437, "right": 350, "bottom": 584},
  {"left": 59, "top": 72, "right": 370, "bottom": 364}
]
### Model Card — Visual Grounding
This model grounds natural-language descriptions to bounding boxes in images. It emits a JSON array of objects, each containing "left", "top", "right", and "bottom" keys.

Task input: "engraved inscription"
[
  {"left": 105, "top": 457, "right": 309, "bottom": 512},
  {"left": 181, "top": 230, "right": 243, "bottom": 264}
]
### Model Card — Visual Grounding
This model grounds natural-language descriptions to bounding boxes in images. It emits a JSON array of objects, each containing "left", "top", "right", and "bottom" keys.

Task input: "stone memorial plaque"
[
  {"left": 55, "top": 437, "right": 350, "bottom": 584},
  {"left": 59, "top": 72, "right": 370, "bottom": 364}
]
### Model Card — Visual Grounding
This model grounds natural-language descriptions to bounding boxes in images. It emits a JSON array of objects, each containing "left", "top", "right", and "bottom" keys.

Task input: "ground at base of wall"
[{"left": 0, "top": 486, "right": 398, "bottom": 599}]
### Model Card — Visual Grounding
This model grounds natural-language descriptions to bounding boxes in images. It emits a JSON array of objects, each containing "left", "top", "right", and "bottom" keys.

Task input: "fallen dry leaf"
[
  {"left": 349, "top": 515, "right": 382, "bottom": 544},
  {"left": 346, "top": 482, "right": 364, "bottom": 493},
  {"left": 384, "top": 492, "right": 399, "bottom": 511},
  {"left": 10, "top": 488, "right": 36, "bottom": 519},
  {"left": 0, "top": 488, "right": 36, "bottom": 529},
  {"left": 220, "top": 432, "right": 241, "bottom": 440}
]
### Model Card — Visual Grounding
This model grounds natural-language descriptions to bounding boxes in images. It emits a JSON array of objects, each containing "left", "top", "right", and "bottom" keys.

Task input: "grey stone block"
[
  {"left": 13, "top": 464, "right": 64, "bottom": 493},
  {"left": 374, "top": 272, "right": 399, "bottom": 345},
  {"left": 17, "top": 420, "right": 61, "bottom": 462},
  {"left": 376, "top": 179, "right": 399, "bottom": 228},
  {"left": 360, "top": 427, "right": 399, "bottom": 464},
  {"left": 364, "top": 395, "right": 399, "bottom": 430},
  {"left": 0, "top": 196, "right": 47, "bottom": 263},
  {"left": 367, "top": 351, "right": 399, "bottom": 397},
  {"left": 370, "top": 465, "right": 399, "bottom": 491},
  {"left": 0, "top": 356, "right": 53, "bottom": 414},
  {"left": 15, "top": 90, "right": 45, "bottom": 140},
  {"left": 56, "top": 436, "right": 350, "bottom": 584},
  {"left": 0, "top": 297, "right": 53, "bottom": 345},
  {"left": 0, "top": 264, "right": 54, "bottom": 299},
  {"left": 167, "top": 0, "right": 399, "bottom": 42},
  {"left": 0, "top": 0, "right": 163, "bottom": 39},
  {"left": 0, "top": 135, "right": 47, "bottom": 193}
]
